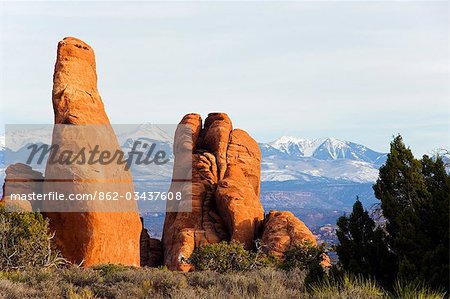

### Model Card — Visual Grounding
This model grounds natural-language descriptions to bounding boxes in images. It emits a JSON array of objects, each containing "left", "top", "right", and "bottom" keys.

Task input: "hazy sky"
[{"left": 0, "top": 1, "right": 448, "bottom": 156}]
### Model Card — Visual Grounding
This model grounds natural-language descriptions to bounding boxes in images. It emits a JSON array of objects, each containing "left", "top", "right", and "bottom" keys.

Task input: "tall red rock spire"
[{"left": 44, "top": 37, "right": 142, "bottom": 266}]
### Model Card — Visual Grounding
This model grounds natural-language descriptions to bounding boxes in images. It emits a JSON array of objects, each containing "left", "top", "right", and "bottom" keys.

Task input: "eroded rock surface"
[
  {"left": 261, "top": 210, "right": 330, "bottom": 267},
  {"left": 162, "top": 113, "right": 264, "bottom": 271},
  {"left": 0, "top": 163, "right": 43, "bottom": 211},
  {"left": 43, "top": 37, "right": 141, "bottom": 267}
]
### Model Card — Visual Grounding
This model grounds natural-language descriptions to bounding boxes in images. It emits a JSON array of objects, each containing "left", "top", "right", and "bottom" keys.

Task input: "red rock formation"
[
  {"left": 226, "top": 129, "right": 261, "bottom": 196},
  {"left": 216, "top": 163, "right": 264, "bottom": 249},
  {"left": 162, "top": 113, "right": 264, "bottom": 271},
  {"left": 0, "top": 163, "right": 43, "bottom": 211},
  {"left": 261, "top": 210, "right": 330, "bottom": 267},
  {"left": 43, "top": 37, "right": 141, "bottom": 267}
]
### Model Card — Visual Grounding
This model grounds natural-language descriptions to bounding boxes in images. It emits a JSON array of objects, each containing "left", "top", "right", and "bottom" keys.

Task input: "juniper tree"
[
  {"left": 373, "top": 135, "right": 449, "bottom": 290},
  {"left": 335, "top": 198, "right": 395, "bottom": 287}
]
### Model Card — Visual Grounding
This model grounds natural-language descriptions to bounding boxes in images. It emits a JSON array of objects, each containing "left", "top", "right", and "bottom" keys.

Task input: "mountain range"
[
  {"left": 262, "top": 136, "right": 386, "bottom": 163},
  {"left": 0, "top": 129, "right": 388, "bottom": 238},
  {"left": 0, "top": 129, "right": 386, "bottom": 185},
  {"left": 259, "top": 136, "right": 386, "bottom": 184}
]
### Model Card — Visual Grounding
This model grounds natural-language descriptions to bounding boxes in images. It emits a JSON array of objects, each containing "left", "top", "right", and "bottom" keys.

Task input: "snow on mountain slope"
[
  {"left": 117, "top": 123, "right": 173, "bottom": 147},
  {"left": 0, "top": 131, "right": 386, "bottom": 185},
  {"left": 3, "top": 126, "right": 52, "bottom": 151},
  {"left": 267, "top": 136, "right": 325, "bottom": 157},
  {"left": 262, "top": 136, "right": 386, "bottom": 164},
  {"left": 260, "top": 136, "right": 387, "bottom": 183},
  {"left": 261, "top": 158, "right": 380, "bottom": 183}
]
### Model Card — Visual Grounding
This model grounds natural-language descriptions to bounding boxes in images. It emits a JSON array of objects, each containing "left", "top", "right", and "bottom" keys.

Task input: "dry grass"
[
  {"left": 0, "top": 266, "right": 308, "bottom": 299},
  {"left": 0, "top": 266, "right": 446, "bottom": 299}
]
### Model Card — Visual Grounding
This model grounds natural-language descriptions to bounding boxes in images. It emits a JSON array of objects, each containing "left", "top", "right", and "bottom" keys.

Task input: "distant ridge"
[
  {"left": 0, "top": 133, "right": 388, "bottom": 185},
  {"left": 261, "top": 136, "right": 387, "bottom": 164},
  {"left": 259, "top": 136, "right": 388, "bottom": 183}
]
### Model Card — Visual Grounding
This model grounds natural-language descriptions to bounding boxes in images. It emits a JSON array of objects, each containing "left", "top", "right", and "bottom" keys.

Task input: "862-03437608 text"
[{"left": 7, "top": 191, "right": 183, "bottom": 201}]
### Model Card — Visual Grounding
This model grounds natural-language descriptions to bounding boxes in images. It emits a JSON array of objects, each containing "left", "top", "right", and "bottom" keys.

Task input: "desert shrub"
[
  {"left": 101, "top": 268, "right": 146, "bottom": 285},
  {"left": 310, "top": 274, "right": 386, "bottom": 299},
  {"left": 0, "top": 206, "right": 67, "bottom": 270},
  {"left": 309, "top": 274, "right": 447, "bottom": 299},
  {"left": 188, "top": 241, "right": 274, "bottom": 273},
  {"left": 187, "top": 267, "right": 308, "bottom": 298},
  {"left": 393, "top": 281, "right": 447, "bottom": 299},
  {"left": 62, "top": 267, "right": 102, "bottom": 287},
  {"left": 187, "top": 270, "right": 221, "bottom": 289},
  {"left": 92, "top": 264, "right": 130, "bottom": 277},
  {"left": 91, "top": 280, "right": 154, "bottom": 299},
  {"left": 0, "top": 269, "right": 32, "bottom": 283},
  {"left": 280, "top": 241, "right": 326, "bottom": 271},
  {"left": 66, "top": 286, "right": 96, "bottom": 299},
  {"left": 0, "top": 266, "right": 308, "bottom": 299},
  {"left": 304, "top": 262, "right": 327, "bottom": 287},
  {"left": 8, "top": 264, "right": 445, "bottom": 299},
  {"left": 151, "top": 269, "right": 189, "bottom": 296},
  {"left": 0, "top": 268, "right": 65, "bottom": 298},
  {"left": 278, "top": 267, "right": 307, "bottom": 291},
  {"left": 279, "top": 241, "right": 327, "bottom": 286},
  {"left": 94, "top": 266, "right": 189, "bottom": 298},
  {"left": 0, "top": 279, "right": 41, "bottom": 299}
]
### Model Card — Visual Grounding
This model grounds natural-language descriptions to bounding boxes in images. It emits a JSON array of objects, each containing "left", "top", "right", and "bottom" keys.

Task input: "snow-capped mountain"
[
  {"left": 262, "top": 136, "right": 386, "bottom": 164},
  {"left": 0, "top": 132, "right": 387, "bottom": 185},
  {"left": 117, "top": 124, "right": 175, "bottom": 186},
  {"left": 0, "top": 131, "right": 387, "bottom": 233},
  {"left": 259, "top": 136, "right": 387, "bottom": 183},
  {"left": 2, "top": 126, "right": 52, "bottom": 152},
  {"left": 117, "top": 123, "right": 174, "bottom": 147}
]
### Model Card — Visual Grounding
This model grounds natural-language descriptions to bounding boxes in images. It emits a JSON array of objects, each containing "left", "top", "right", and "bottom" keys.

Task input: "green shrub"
[
  {"left": 309, "top": 274, "right": 447, "bottom": 299},
  {"left": 280, "top": 241, "right": 325, "bottom": 271},
  {"left": 66, "top": 286, "right": 96, "bottom": 299},
  {"left": 279, "top": 241, "right": 327, "bottom": 286},
  {"left": 309, "top": 273, "right": 386, "bottom": 299},
  {"left": 151, "top": 270, "right": 188, "bottom": 296},
  {"left": 0, "top": 206, "right": 67, "bottom": 270},
  {"left": 92, "top": 264, "right": 130, "bottom": 277},
  {"left": 393, "top": 281, "right": 447, "bottom": 299},
  {"left": 188, "top": 241, "right": 275, "bottom": 273},
  {"left": 62, "top": 267, "right": 102, "bottom": 287}
]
